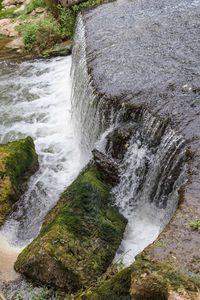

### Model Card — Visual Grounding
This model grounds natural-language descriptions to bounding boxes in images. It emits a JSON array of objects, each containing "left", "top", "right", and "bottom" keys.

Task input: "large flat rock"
[{"left": 82, "top": 0, "right": 200, "bottom": 273}]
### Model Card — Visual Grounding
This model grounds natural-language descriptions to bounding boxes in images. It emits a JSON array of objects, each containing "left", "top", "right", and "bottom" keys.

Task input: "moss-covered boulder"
[
  {"left": 14, "top": 165, "right": 127, "bottom": 292},
  {"left": 78, "top": 256, "right": 200, "bottom": 299},
  {"left": 0, "top": 137, "right": 38, "bottom": 227}
]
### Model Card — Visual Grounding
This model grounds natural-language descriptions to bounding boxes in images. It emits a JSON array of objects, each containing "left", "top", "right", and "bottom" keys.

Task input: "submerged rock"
[
  {"left": 14, "top": 164, "right": 127, "bottom": 292},
  {"left": 0, "top": 137, "right": 38, "bottom": 227}
]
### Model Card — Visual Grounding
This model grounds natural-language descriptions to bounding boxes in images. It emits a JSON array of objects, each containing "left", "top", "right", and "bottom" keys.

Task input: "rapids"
[{"left": 0, "top": 56, "right": 84, "bottom": 280}]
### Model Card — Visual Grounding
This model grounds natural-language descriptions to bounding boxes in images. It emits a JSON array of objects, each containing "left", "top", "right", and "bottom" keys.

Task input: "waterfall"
[
  {"left": 0, "top": 56, "right": 84, "bottom": 280},
  {"left": 71, "top": 14, "right": 116, "bottom": 162},
  {"left": 71, "top": 14, "right": 187, "bottom": 267}
]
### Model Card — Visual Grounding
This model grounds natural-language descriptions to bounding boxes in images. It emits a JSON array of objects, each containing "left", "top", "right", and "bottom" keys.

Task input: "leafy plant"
[
  {"left": 57, "top": 0, "right": 107, "bottom": 39},
  {"left": 17, "top": 17, "right": 62, "bottom": 54},
  {"left": 24, "top": 0, "right": 45, "bottom": 14},
  {"left": 0, "top": 6, "right": 18, "bottom": 19},
  {"left": 190, "top": 219, "right": 200, "bottom": 232},
  {"left": 117, "top": 258, "right": 125, "bottom": 271}
]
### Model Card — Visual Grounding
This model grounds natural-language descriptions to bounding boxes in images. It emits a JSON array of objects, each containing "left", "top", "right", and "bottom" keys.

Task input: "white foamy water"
[
  {"left": 0, "top": 56, "right": 84, "bottom": 280},
  {"left": 113, "top": 128, "right": 186, "bottom": 266}
]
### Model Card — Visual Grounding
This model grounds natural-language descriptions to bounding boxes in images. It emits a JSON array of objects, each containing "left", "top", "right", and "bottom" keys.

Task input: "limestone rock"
[
  {"left": 0, "top": 19, "right": 19, "bottom": 37},
  {"left": 2, "top": 0, "right": 24, "bottom": 6},
  {"left": 5, "top": 37, "right": 24, "bottom": 49},
  {"left": 14, "top": 165, "right": 127, "bottom": 292},
  {"left": 0, "top": 137, "right": 38, "bottom": 227}
]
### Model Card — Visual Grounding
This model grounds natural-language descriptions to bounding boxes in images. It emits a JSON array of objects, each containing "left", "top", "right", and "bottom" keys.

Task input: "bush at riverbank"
[{"left": 0, "top": 0, "right": 111, "bottom": 57}]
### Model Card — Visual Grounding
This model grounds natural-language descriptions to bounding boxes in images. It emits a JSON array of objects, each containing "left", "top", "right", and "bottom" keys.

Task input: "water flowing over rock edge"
[
  {"left": 6, "top": 1, "right": 200, "bottom": 297},
  {"left": 73, "top": 9, "right": 200, "bottom": 298}
]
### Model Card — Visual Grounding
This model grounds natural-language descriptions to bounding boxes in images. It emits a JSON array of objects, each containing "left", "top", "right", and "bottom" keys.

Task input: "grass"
[
  {"left": 190, "top": 219, "right": 200, "bottom": 232},
  {"left": 24, "top": 0, "right": 45, "bottom": 14}
]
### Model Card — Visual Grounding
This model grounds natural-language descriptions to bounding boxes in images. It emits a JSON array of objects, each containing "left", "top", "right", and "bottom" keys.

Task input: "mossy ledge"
[
  {"left": 14, "top": 164, "right": 127, "bottom": 293},
  {"left": 0, "top": 137, "right": 38, "bottom": 227},
  {"left": 78, "top": 255, "right": 200, "bottom": 300}
]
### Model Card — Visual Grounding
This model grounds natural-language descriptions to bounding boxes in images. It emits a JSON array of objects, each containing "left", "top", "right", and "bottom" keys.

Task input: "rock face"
[
  {"left": 67, "top": 0, "right": 200, "bottom": 297},
  {"left": 92, "top": 149, "right": 119, "bottom": 185},
  {"left": 78, "top": 256, "right": 200, "bottom": 299},
  {"left": 0, "top": 19, "right": 19, "bottom": 37},
  {"left": 14, "top": 164, "right": 127, "bottom": 292},
  {"left": 0, "top": 137, "right": 38, "bottom": 227}
]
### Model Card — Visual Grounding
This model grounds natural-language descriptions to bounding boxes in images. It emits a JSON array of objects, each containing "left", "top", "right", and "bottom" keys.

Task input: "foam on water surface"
[{"left": 0, "top": 56, "right": 84, "bottom": 280}]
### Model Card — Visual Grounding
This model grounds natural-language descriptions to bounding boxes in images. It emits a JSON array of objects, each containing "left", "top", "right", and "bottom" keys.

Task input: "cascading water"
[
  {"left": 0, "top": 56, "right": 84, "bottom": 280},
  {"left": 112, "top": 112, "right": 187, "bottom": 266},
  {"left": 71, "top": 14, "right": 187, "bottom": 268}
]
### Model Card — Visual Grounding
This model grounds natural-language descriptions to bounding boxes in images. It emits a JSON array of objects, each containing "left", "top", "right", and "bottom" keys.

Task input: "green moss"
[
  {"left": 0, "top": 137, "right": 38, "bottom": 226},
  {"left": 78, "top": 257, "right": 200, "bottom": 299},
  {"left": 15, "top": 166, "right": 127, "bottom": 292},
  {"left": 78, "top": 267, "right": 132, "bottom": 300},
  {"left": 24, "top": 0, "right": 45, "bottom": 14}
]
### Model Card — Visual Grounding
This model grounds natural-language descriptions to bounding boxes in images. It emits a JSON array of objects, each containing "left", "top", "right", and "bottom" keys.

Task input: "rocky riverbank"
[{"left": 0, "top": 0, "right": 110, "bottom": 59}]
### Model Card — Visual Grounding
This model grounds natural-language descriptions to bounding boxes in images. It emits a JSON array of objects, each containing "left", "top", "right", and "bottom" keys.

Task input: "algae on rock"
[
  {"left": 0, "top": 136, "right": 38, "bottom": 227},
  {"left": 78, "top": 255, "right": 200, "bottom": 300},
  {"left": 14, "top": 164, "right": 127, "bottom": 293}
]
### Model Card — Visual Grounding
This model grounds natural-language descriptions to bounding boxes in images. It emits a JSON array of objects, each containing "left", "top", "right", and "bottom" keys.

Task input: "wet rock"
[
  {"left": 78, "top": 257, "right": 200, "bottom": 299},
  {"left": 105, "top": 124, "right": 137, "bottom": 161},
  {"left": 14, "top": 165, "right": 127, "bottom": 292},
  {"left": 0, "top": 137, "right": 38, "bottom": 227},
  {"left": 46, "top": 40, "right": 72, "bottom": 57},
  {"left": 92, "top": 149, "right": 119, "bottom": 185},
  {"left": 79, "top": 0, "right": 200, "bottom": 283}
]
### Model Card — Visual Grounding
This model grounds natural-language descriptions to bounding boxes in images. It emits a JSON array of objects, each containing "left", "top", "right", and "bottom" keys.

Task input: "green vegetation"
[
  {"left": 78, "top": 256, "right": 200, "bottom": 299},
  {"left": 0, "top": 0, "right": 111, "bottom": 56},
  {"left": 0, "top": 6, "right": 18, "bottom": 19},
  {"left": 58, "top": 0, "right": 107, "bottom": 40},
  {"left": 15, "top": 166, "right": 127, "bottom": 292},
  {"left": 0, "top": 137, "right": 38, "bottom": 226},
  {"left": 190, "top": 219, "right": 200, "bottom": 232},
  {"left": 17, "top": 17, "right": 63, "bottom": 54},
  {"left": 24, "top": 0, "right": 45, "bottom": 14}
]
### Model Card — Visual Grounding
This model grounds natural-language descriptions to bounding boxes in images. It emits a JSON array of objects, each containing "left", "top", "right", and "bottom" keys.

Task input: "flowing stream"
[{"left": 0, "top": 56, "right": 85, "bottom": 281}]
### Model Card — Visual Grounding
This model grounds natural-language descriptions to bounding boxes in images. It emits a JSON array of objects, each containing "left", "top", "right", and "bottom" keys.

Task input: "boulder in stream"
[
  {"left": 14, "top": 163, "right": 127, "bottom": 292},
  {"left": 0, "top": 137, "right": 38, "bottom": 227}
]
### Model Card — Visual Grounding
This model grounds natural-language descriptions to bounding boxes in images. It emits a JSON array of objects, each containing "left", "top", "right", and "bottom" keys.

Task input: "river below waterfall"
[{"left": 0, "top": 56, "right": 84, "bottom": 281}]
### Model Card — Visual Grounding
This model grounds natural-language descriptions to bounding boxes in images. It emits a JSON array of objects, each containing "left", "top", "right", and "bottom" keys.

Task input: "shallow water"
[{"left": 0, "top": 56, "right": 84, "bottom": 280}]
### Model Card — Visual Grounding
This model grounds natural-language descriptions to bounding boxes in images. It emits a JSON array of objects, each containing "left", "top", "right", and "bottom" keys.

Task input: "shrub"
[
  {"left": 58, "top": 0, "right": 106, "bottom": 39},
  {"left": 18, "top": 17, "right": 63, "bottom": 54},
  {"left": 24, "top": 0, "right": 46, "bottom": 14}
]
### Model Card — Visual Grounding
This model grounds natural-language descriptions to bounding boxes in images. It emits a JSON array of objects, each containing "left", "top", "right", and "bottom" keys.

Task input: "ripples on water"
[{"left": 0, "top": 56, "right": 83, "bottom": 248}]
